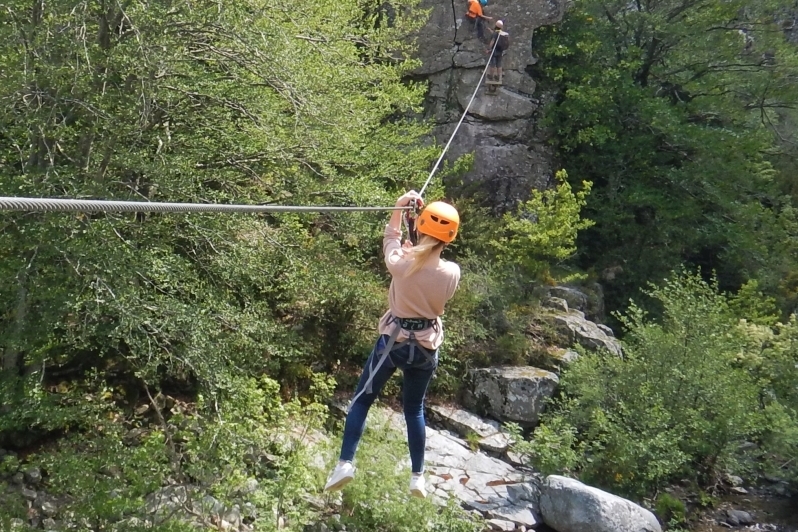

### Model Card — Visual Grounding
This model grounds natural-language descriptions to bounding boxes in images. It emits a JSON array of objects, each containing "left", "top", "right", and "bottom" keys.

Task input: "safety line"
[
  {"left": 418, "top": 33, "right": 501, "bottom": 196},
  {"left": 0, "top": 35, "right": 501, "bottom": 213},
  {"left": 0, "top": 197, "right": 409, "bottom": 214}
]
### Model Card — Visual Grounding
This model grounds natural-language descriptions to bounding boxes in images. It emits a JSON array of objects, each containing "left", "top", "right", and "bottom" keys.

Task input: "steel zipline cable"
[
  {"left": 0, "top": 197, "right": 408, "bottom": 214},
  {"left": 0, "top": 37, "right": 498, "bottom": 214}
]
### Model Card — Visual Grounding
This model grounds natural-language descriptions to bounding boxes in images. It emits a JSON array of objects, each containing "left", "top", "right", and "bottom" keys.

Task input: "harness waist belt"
[{"left": 397, "top": 317, "right": 435, "bottom": 331}]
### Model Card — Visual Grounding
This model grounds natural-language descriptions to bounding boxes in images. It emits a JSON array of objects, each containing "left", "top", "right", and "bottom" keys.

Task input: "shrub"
[{"left": 525, "top": 270, "right": 780, "bottom": 496}]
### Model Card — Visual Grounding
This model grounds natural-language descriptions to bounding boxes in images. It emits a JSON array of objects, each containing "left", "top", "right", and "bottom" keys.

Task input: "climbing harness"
[
  {"left": 418, "top": 35, "right": 501, "bottom": 196},
  {"left": 347, "top": 316, "right": 437, "bottom": 411},
  {"left": 0, "top": 197, "right": 409, "bottom": 214}
]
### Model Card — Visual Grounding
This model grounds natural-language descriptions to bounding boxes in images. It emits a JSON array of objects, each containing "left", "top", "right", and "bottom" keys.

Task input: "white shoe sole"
[
  {"left": 410, "top": 487, "right": 426, "bottom": 498},
  {"left": 324, "top": 475, "right": 354, "bottom": 492}
]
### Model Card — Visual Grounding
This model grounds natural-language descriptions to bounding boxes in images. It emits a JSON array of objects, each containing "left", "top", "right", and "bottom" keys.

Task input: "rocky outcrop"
[
  {"left": 537, "top": 283, "right": 607, "bottom": 323},
  {"left": 375, "top": 408, "right": 543, "bottom": 529},
  {"left": 540, "top": 299, "right": 623, "bottom": 357},
  {"left": 463, "top": 366, "right": 559, "bottom": 426},
  {"left": 428, "top": 404, "right": 512, "bottom": 453},
  {"left": 414, "top": 0, "right": 566, "bottom": 209},
  {"left": 539, "top": 475, "right": 663, "bottom": 532}
]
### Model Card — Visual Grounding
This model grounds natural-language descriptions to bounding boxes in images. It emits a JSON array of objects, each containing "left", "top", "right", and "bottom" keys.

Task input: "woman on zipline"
[{"left": 324, "top": 190, "right": 461, "bottom": 498}]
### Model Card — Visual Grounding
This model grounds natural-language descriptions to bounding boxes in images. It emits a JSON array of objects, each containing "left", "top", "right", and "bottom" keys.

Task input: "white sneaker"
[
  {"left": 324, "top": 461, "right": 355, "bottom": 492},
  {"left": 409, "top": 473, "right": 426, "bottom": 498}
]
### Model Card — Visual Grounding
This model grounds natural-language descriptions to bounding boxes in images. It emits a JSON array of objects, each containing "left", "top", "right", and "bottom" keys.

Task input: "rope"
[
  {"left": 0, "top": 197, "right": 408, "bottom": 214},
  {"left": 418, "top": 33, "right": 501, "bottom": 196}
]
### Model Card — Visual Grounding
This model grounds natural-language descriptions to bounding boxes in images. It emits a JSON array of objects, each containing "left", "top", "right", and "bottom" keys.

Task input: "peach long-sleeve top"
[{"left": 377, "top": 224, "right": 461, "bottom": 350}]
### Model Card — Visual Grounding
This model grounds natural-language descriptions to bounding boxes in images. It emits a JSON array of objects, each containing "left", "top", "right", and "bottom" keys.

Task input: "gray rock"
[
  {"left": 21, "top": 487, "right": 37, "bottom": 500},
  {"left": 596, "top": 324, "right": 615, "bottom": 337},
  {"left": 242, "top": 502, "right": 257, "bottom": 519},
  {"left": 724, "top": 473, "right": 744, "bottom": 487},
  {"left": 507, "top": 482, "right": 540, "bottom": 505},
  {"left": 196, "top": 494, "right": 224, "bottom": 516},
  {"left": 223, "top": 506, "right": 241, "bottom": 530},
  {"left": 40, "top": 500, "right": 58, "bottom": 517},
  {"left": 536, "top": 348, "right": 580, "bottom": 372},
  {"left": 725, "top": 509, "right": 754, "bottom": 526},
  {"left": 237, "top": 477, "right": 259, "bottom": 496},
  {"left": 11, "top": 472, "right": 24, "bottom": 485},
  {"left": 539, "top": 475, "right": 662, "bottom": 532},
  {"left": 24, "top": 466, "right": 42, "bottom": 485},
  {"left": 479, "top": 432, "right": 512, "bottom": 453},
  {"left": 487, "top": 518, "right": 515, "bottom": 531},
  {"left": 729, "top": 486, "right": 748, "bottom": 495},
  {"left": 9, "top": 518, "right": 25, "bottom": 530},
  {"left": 428, "top": 404, "right": 500, "bottom": 439},
  {"left": 464, "top": 366, "right": 559, "bottom": 425},
  {"left": 487, "top": 505, "right": 541, "bottom": 528},
  {"left": 42, "top": 518, "right": 58, "bottom": 531},
  {"left": 543, "top": 297, "right": 569, "bottom": 313},
  {"left": 548, "top": 311, "right": 623, "bottom": 356},
  {"left": 549, "top": 286, "right": 589, "bottom": 313}
]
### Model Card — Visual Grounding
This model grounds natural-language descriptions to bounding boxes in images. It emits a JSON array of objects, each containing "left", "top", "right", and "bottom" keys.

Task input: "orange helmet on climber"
[{"left": 417, "top": 201, "right": 459, "bottom": 243}]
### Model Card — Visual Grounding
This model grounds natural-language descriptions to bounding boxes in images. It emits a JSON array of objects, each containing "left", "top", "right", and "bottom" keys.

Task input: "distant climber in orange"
[{"left": 465, "top": 0, "right": 492, "bottom": 42}]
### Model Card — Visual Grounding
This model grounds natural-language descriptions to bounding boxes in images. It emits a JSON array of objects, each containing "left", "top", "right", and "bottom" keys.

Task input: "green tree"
[
  {"left": 522, "top": 271, "right": 798, "bottom": 497},
  {"left": 534, "top": 0, "right": 798, "bottom": 315},
  {"left": 0, "top": 0, "right": 431, "bottom": 437}
]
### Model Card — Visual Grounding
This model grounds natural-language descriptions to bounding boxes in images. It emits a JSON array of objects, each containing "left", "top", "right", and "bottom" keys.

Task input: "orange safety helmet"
[{"left": 417, "top": 201, "right": 460, "bottom": 243}]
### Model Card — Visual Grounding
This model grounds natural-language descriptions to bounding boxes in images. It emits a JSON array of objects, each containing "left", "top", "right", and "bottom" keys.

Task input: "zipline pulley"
[{"left": 403, "top": 199, "right": 420, "bottom": 246}]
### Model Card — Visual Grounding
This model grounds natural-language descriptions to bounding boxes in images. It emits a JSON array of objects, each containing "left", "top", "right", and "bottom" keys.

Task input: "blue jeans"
[{"left": 339, "top": 335, "right": 438, "bottom": 473}]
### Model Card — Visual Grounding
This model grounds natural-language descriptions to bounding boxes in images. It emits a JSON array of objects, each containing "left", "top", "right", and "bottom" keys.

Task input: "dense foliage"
[
  {"left": 3, "top": 0, "right": 797, "bottom": 528},
  {"left": 533, "top": 0, "right": 798, "bottom": 316},
  {"left": 0, "top": 0, "right": 593, "bottom": 529},
  {"left": 0, "top": 0, "right": 432, "bottom": 426},
  {"left": 520, "top": 271, "right": 798, "bottom": 498}
]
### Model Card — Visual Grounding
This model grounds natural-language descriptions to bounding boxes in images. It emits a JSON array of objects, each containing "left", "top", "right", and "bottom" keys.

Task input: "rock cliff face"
[{"left": 414, "top": 0, "right": 566, "bottom": 209}]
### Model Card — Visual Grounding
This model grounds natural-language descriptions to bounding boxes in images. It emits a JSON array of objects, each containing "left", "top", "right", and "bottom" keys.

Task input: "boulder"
[
  {"left": 479, "top": 432, "right": 512, "bottom": 453},
  {"left": 428, "top": 404, "right": 500, "bottom": 439},
  {"left": 547, "top": 310, "right": 622, "bottom": 357},
  {"left": 538, "top": 283, "right": 607, "bottom": 322},
  {"left": 724, "top": 509, "right": 754, "bottom": 526},
  {"left": 427, "top": 404, "right": 516, "bottom": 453},
  {"left": 463, "top": 366, "right": 559, "bottom": 425},
  {"left": 548, "top": 286, "right": 588, "bottom": 313},
  {"left": 539, "top": 475, "right": 662, "bottom": 532},
  {"left": 545, "top": 348, "right": 579, "bottom": 370},
  {"left": 543, "top": 297, "right": 569, "bottom": 313}
]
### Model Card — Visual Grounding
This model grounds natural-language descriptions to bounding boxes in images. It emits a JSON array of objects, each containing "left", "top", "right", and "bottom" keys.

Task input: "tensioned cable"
[
  {"left": 0, "top": 197, "right": 409, "bottom": 213},
  {"left": 418, "top": 32, "right": 501, "bottom": 196},
  {"left": 0, "top": 34, "right": 500, "bottom": 213}
]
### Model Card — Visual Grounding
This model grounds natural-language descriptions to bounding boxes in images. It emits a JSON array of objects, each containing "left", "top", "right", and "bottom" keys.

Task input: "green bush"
[
  {"left": 524, "top": 270, "right": 798, "bottom": 496},
  {"left": 655, "top": 493, "right": 686, "bottom": 527}
]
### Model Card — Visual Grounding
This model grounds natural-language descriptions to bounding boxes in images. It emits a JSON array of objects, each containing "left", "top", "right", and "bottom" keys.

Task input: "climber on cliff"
[
  {"left": 487, "top": 20, "right": 510, "bottom": 84},
  {"left": 323, "top": 191, "right": 461, "bottom": 499},
  {"left": 465, "top": 0, "right": 492, "bottom": 42}
]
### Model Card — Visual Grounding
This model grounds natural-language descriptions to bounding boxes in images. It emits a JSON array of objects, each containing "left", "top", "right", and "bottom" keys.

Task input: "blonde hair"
[{"left": 406, "top": 234, "right": 445, "bottom": 276}]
